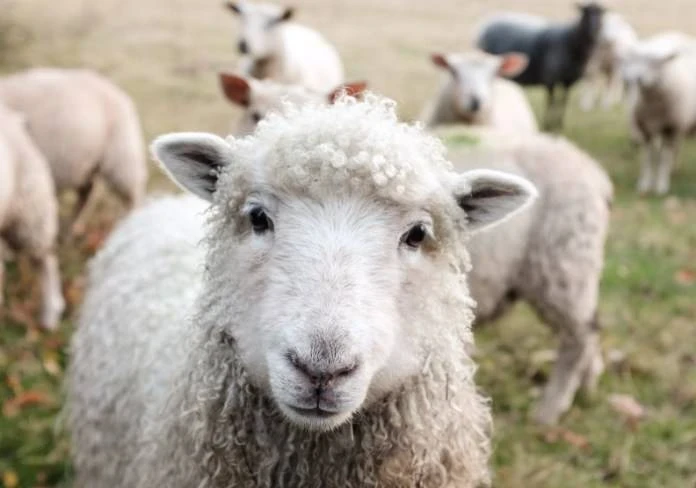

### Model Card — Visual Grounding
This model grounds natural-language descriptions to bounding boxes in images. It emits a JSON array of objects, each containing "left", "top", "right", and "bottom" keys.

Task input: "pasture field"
[{"left": 0, "top": 0, "right": 694, "bottom": 486}]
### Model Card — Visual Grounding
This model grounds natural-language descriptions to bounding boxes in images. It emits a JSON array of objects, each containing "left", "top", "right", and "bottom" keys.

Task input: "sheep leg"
[
  {"left": 0, "top": 246, "right": 4, "bottom": 308},
  {"left": 70, "top": 179, "right": 98, "bottom": 236},
  {"left": 637, "top": 137, "right": 659, "bottom": 195},
  {"left": 655, "top": 134, "right": 680, "bottom": 195},
  {"left": 36, "top": 253, "right": 65, "bottom": 330},
  {"left": 555, "top": 87, "right": 570, "bottom": 130},
  {"left": 579, "top": 74, "right": 600, "bottom": 112},
  {"left": 602, "top": 67, "right": 623, "bottom": 109},
  {"left": 543, "top": 85, "right": 557, "bottom": 131}
]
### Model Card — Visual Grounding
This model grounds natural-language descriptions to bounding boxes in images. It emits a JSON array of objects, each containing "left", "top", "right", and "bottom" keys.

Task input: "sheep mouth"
[{"left": 287, "top": 405, "right": 340, "bottom": 419}]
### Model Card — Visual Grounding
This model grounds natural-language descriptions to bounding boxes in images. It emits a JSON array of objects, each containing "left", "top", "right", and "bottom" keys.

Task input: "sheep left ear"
[
  {"left": 327, "top": 81, "right": 368, "bottom": 103},
  {"left": 497, "top": 53, "right": 528, "bottom": 78},
  {"left": 452, "top": 169, "right": 538, "bottom": 233},
  {"left": 279, "top": 7, "right": 293, "bottom": 22},
  {"left": 151, "top": 133, "right": 235, "bottom": 202}
]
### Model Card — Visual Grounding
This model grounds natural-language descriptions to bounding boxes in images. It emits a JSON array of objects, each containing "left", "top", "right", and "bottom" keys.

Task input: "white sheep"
[
  {"left": 0, "top": 104, "right": 64, "bottom": 330},
  {"left": 434, "top": 125, "right": 613, "bottom": 425},
  {"left": 620, "top": 32, "right": 696, "bottom": 195},
  {"left": 225, "top": 1, "right": 344, "bottom": 93},
  {"left": 579, "top": 11, "right": 638, "bottom": 111},
  {"left": 421, "top": 51, "right": 538, "bottom": 133},
  {"left": 0, "top": 68, "right": 148, "bottom": 234},
  {"left": 218, "top": 72, "right": 367, "bottom": 134},
  {"left": 67, "top": 94, "right": 539, "bottom": 487}
]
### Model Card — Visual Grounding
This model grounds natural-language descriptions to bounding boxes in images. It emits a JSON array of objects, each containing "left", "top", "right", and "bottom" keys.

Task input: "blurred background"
[{"left": 0, "top": 0, "right": 694, "bottom": 486}]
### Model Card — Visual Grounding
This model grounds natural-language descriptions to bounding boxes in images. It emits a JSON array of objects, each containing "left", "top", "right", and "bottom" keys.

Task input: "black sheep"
[{"left": 477, "top": 2, "right": 605, "bottom": 130}]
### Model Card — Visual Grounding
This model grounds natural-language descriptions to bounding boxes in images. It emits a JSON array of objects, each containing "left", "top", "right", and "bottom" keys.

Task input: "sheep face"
[
  {"left": 151, "top": 98, "right": 537, "bottom": 432},
  {"left": 226, "top": 1, "right": 292, "bottom": 60},
  {"left": 431, "top": 52, "right": 528, "bottom": 120},
  {"left": 620, "top": 46, "right": 679, "bottom": 90}
]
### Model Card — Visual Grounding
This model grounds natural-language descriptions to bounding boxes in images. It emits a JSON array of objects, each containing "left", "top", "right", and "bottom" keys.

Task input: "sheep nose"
[
  {"left": 469, "top": 96, "right": 481, "bottom": 112},
  {"left": 287, "top": 352, "right": 359, "bottom": 390},
  {"left": 238, "top": 40, "right": 248, "bottom": 54}
]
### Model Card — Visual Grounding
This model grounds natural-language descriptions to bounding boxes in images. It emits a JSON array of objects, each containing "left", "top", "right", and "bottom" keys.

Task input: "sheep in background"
[
  {"left": 218, "top": 72, "right": 367, "bottom": 134},
  {"left": 421, "top": 51, "right": 538, "bottom": 132},
  {"left": 68, "top": 94, "right": 539, "bottom": 487},
  {"left": 476, "top": 2, "right": 605, "bottom": 130},
  {"left": 620, "top": 32, "right": 696, "bottom": 195},
  {"left": 579, "top": 11, "right": 638, "bottom": 111},
  {"left": 0, "top": 104, "right": 64, "bottom": 330},
  {"left": 435, "top": 125, "right": 612, "bottom": 425},
  {"left": 0, "top": 68, "right": 148, "bottom": 235},
  {"left": 225, "top": 1, "right": 344, "bottom": 93}
]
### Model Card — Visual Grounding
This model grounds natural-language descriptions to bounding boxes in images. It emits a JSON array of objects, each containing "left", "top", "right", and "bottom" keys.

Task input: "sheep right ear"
[
  {"left": 452, "top": 169, "right": 538, "bottom": 233},
  {"left": 431, "top": 53, "right": 451, "bottom": 70},
  {"left": 327, "top": 81, "right": 368, "bottom": 103},
  {"left": 219, "top": 73, "right": 251, "bottom": 107},
  {"left": 497, "top": 53, "right": 528, "bottom": 78},
  {"left": 225, "top": 2, "right": 241, "bottom": 14},
  {"left": 151, "top": 133, "right": 235, "bottom": 202}
]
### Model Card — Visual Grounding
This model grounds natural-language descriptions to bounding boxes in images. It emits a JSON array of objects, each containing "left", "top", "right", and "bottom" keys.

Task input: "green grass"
[{"left": 1, "top": 0, "right": 696, "bottom": 486}]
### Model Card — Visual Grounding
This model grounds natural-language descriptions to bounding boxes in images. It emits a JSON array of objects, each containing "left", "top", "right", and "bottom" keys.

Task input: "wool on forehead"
[{"left": 216, "top": 94, "right": 456, "bottom": 207}]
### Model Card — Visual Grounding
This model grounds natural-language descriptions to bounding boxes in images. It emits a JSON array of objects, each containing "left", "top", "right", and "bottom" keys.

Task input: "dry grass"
[{"left": 1, "top": 0, "right": 695, "bottom": 486}]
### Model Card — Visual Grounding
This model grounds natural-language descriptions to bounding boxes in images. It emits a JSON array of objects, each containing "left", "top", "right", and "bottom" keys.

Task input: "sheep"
[
  {"left": 67, "top": 94, "right": 540, "bottom": 487},
  {"left": 0, "top": 68, "right": 147, "bottom": 235},
  {"left": 433, "top": 125, "right": 613, "bottom": 425},
  {"left": 225, "top": 1, "right": 344, "bottom": 93},
  {"left": 421, "top": 51, "right": 538, "bottom": 133},
  {"left": 476, "top": 2, "right": 605, "bottom": 130},
  {"left": 579, "top": 11, "right": 638, "bottom": 111},
  {"left": 218, "top": 72, "right": 367, "bottom": 134},
  {"left": 0, "top": 104, "right": 64, "bottom": 330},
  {"left": 620, "top": 32, "right": 696, "bottom": 195}
]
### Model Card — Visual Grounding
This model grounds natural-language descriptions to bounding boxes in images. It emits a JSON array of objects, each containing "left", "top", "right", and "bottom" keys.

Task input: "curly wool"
[{"left": 69, "top": 95, "right": 492, "bottom": 488}]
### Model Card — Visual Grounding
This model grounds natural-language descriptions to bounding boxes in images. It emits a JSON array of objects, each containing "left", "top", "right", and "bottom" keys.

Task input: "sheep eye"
[
  {"left": 251, "top": 111, "right": 263, "bottom": 124},
  {"left": 401, "top": 223, "right": 428, "bottom": 249},
  {"left": 249, "top": 207, "right": 273, "bottom": 234}
]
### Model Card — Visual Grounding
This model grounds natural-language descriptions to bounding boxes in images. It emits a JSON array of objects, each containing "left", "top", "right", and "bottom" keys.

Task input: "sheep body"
[
  {"left": 621, "top": 32, "right": 696, "bottom": 195},
  {"left": 0, "top": 68, "right": 147, "bottom": 231},
  {"left": 422, "top": 51, "right": 537, "bottom": 132},
  {"left": 435, "top": 125, "right": 612, "bottom": 424},
  {"left": 68, "top": 95, "right": 540, "bottom": 487},
  {"left": 229, "top": 2, "right": 344, "bottom": 93},
  {"left": 476, "top": 4, "right": 604, "bottom": 130},
  {"left": 0, "top": 104, "right": 64, "bottom": 329}
]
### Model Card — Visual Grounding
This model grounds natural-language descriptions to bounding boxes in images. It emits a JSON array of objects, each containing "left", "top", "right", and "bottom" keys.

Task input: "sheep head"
[{"left": 151, "top": 95, "right": 537, "bottom": 432}]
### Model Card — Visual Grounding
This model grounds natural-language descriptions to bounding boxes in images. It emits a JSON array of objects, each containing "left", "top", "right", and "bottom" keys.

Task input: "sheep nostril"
[
  {"left": 470, "top": 96, "right": 481, "bottom": 112},
  {"left": 238, "top": 40, "right": 248, "bottom": 54}
]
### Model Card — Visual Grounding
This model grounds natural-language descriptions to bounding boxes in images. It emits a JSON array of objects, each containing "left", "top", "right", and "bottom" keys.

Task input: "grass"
[{"left": 1, "top": 0, "right": 695, "bottom": 486}]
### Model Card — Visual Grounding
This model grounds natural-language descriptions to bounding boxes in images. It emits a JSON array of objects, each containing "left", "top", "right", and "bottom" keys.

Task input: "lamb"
[
  {"left": 476, "top": 2, "right": 605, "bottom": 130},
  {"left": 620, "top": 32, "right": 696, "bottom": 195},
  {"left": 218, "top": 72, "right": 367, "bottom": 134},
  {"left": 0, "top": 68, "right": 147, "bottom": 234},
  {"left": 225, "top": 1, "right": 344, "bottom": 93},
  {"left": 433, "top": 125, "right": 613, "bottom": 425},
  {"left": 0, "top": 104, "right": 64, "bottom": 330},
  {"left": 67, "top": 94, "right": 539, "bottom": 487},
  {"left": 421, "top": 51, "right": 538, "bottom": 133},
  {"left": 579, "top": 11, "right": 638, "bottom": 111}
]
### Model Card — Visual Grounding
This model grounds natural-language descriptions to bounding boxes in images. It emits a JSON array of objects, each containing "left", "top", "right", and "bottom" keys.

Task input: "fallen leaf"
[
  {"left": 543, "top": 427, "right": 591, "bottom": 451},
  {"left": 2, "top": 470, "right": 18, "bottom": 488},
  {"left": 674, "top": 269, "right": 696, "bottom": 286},
  {"left": 42, "top": 351, "right": 61, "bottom": 376},
  {"left": 2, "top": 390, "right": 53, "bottom": 417},
  {"left": 608, "top": 393, "right": 645, "bottom": 429}
]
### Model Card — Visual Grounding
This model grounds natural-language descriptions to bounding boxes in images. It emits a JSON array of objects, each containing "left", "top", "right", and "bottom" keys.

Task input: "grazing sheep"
[
  {"left": 0, "top": 104, "right": 64, "bottom": 330},
  {"left": 579, "top": 11, "right": 638, "bottom": 111},
  {"left": 421, "top": 51, "right": 538, "bottom": 132},
  {"left": 68, "top": 94, "right": 539, "bottom": 487},
  {"left": 476, "top": 2, "right": 605, "bottom": 130},
  {"left": 620, "top": 32, "right": 696, "bottom": 195},
  {"left": 218, "top": 72, "right": 367, "bottom": 134},
  {"left": 0, "top": 68, "right": 147, "bottom": 234},
  {"left": 225, "top": 1, "right": 344, "bottom": 93},
  {"left": 434, "top": 125, "right": 613, "bottom": 425}
]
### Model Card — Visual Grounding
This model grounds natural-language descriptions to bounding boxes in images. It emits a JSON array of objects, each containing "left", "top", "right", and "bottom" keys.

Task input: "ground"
[{"left": 0, "top": 0, "right": 694, "bottom": 486}]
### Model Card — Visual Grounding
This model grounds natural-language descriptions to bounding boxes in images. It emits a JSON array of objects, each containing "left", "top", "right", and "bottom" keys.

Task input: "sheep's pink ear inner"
[
  {"left": 498, "top": 53, "right": 528, "bottom": 78},
  {"left": 219, "top": 73, "right": 251, "bottom": 107},
  {"left": 328, "top": 81, "right": 368, "bottom": 104},
  {"left": 431, "top": 53, "right": 450, "bottom": 70}
]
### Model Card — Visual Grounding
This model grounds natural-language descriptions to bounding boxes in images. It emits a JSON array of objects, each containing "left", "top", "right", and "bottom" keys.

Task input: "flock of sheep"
[{"left": 0, "top": 0, "right": 693, "bottom": 486}]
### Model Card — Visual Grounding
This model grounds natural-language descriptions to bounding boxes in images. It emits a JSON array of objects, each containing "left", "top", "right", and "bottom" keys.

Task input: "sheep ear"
[
  {"left": 151, "top": 133, "right": 235, "bottom": 202},
  {"left": 497, "top": 53, "right": 528, "bottom": 78},
  {"left": 453, "top": 169, "right": 538, "bottom": 233},
  {"left": 225, "top": 2, "right": 241, "bottom": 14},
  {"left": 327, "top": 81, "right": 368, "bottom": 103},
  {"left": 219, "top": 73, "right": 251, "bottom": 107},
  {"left": 279, "top": 7, "right": 293, "bottom": 22},
  {"left": 431, "top": 53, "right": 451, "bottom": 70}
]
